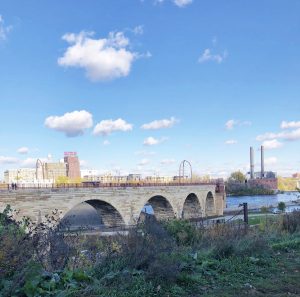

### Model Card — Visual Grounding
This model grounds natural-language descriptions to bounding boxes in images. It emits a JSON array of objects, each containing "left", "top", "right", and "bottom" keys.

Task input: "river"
[{"left": 226, "top": 192, "right": 300, "bottom": 212}]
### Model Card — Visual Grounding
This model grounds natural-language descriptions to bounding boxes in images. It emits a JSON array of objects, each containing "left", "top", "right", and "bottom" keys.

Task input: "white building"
[
  {"left": 80, "top": 169, "right": 100, "bottom": 178},
  {"left": 127, "top": 174, "right": 142, "bottom": 182},
  {"left": 4, "top": 168, "right": 36, "bottom": 184}
]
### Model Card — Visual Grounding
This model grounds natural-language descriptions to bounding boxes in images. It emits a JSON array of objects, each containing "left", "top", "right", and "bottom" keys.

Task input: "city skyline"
[{"left": 1, "top": 1, "right": 300, "bottom": 179}]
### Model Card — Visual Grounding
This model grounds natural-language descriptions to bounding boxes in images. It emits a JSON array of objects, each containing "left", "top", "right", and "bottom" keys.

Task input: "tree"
[
  {"left": 228, "top": 171, "right": 246, "bottom": 183},
  {"left": 69, "top": 177, "right": 83, "bottom": 184},
  {"left": 278, "top": 202, "right": 286, "bottom": 213},
  {"left": 56, "top": 176, "right": 69, "bottom": 185}
]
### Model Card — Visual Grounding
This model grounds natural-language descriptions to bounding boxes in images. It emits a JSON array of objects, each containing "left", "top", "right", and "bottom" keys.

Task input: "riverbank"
[{"left": 1, "top": 209, "right": 300, "bottom": 296}]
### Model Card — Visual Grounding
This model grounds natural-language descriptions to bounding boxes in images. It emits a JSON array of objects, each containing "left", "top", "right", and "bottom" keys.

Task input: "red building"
[
  {"left": 248, "top": 178, "right": 278, "bottom": 191},
  {"left": 64, "top": 152, "right": 81, "bottom": 180}
]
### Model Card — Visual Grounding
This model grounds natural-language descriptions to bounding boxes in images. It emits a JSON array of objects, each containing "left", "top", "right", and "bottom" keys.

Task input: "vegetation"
[
  {"left": 226, "top": 171, "right": 275, "bottom": 196},
  {"left": 260, "top": 206, "right": 271, "bottom": 214},
  {"left": 278, "top": 201, "right": 286, "bottom": 213},
  {"left": 226, "top": 182, "right": 275, "bottom": 196},
  {"left": 1, "top": 206, "right": 300, "bottom": 296},
  {"left": 278, "top": 177, "right": 298, "bottom": 191},
  {"left": 228, "top": 171, "right": 246, "bottom": 183},
  {"left": 55, "top": 176, "right": 83, "bottom": 185}
]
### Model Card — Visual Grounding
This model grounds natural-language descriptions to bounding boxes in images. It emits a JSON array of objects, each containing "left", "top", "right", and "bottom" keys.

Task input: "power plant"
[
  {"left": 249, "top": 145, "right": 269, "bottom": 180},
  {"left": 248, "top": 145, "right": 278, "bottom": 191}
]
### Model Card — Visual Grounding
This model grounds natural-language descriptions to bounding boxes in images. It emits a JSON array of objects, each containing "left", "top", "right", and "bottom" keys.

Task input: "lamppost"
[{"left": 16, "top": 169, "right": 21, "bottom": 187}]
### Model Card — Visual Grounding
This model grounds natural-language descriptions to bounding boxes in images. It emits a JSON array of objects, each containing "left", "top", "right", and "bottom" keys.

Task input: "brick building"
[{"left": 64, "top": 152, "right": 81, "bottom": 180}]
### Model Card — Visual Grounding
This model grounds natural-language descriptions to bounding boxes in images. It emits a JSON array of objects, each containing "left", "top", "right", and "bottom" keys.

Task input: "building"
[
  {"left": 82, "top": 173, "right": 128, "bottom": 183},
  {"left": 80, "top": 169, "right": 100, "bottom": 178},
  {"left": 144, "top": 176, "right": 174, "bottom": 183},
  {"left": 248, "top": 178, "right": 278, "bottom": 191},
  {"left": 64, "top": 152, "right": 81, "bottom": 180},
  {"left": 4, "top": 168, "right": 36, "bottom": 184},
  {"left": 127, "top": 174, "right": 142, "bottom": 182},
  {"left": 292, "top": 173, "right": 300, "bottom": 179},
  {"left": 253, "top": 171, "right": 277, "bottom": 179},
  {"left": 248, "top": 146, "right": 278, "bottom": 191},
  {"left": 43, "top": 162, "right": 67, "bottom": 181},
  {"left": 173, "top": 175, "right": 189, "bottom": 181}
]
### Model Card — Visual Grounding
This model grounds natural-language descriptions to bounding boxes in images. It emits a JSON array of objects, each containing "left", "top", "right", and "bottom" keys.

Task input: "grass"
[{"left": 0, "top": 207, "right": 300, "bottom": 297}]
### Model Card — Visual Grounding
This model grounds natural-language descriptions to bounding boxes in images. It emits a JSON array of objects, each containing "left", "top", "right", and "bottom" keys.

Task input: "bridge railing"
[{"left": 0, "top": 180, "right": 224, "bottom": 191}]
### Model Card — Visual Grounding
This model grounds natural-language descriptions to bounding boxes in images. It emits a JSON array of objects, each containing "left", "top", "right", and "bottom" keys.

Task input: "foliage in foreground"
[{"left": 0, "top": 207, "right": 300, "bottom": 297}]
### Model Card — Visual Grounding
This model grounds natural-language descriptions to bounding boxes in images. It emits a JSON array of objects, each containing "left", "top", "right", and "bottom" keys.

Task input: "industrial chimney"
[
  {"left": 250, "top": 147, "right": 254, "bottom": 179},
  {"left": 261, "top": 145, "right": 265, "bottom": 178}
]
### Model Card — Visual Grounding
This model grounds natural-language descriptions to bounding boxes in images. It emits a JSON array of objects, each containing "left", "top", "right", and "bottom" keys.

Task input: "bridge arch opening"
[
  {"left": 182, "top": 193, "right": 202, "bottom": 219},
  {"left": 205, "top": 191, "right": 215, "bottom": 217},
  {"left": 139, "top": 195, "right": 175, "bottom": 222},
  {"left": 59, "top": 200, "right": 125, "bottom": 231}
]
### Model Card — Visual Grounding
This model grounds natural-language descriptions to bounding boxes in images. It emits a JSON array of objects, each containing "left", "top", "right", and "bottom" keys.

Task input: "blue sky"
[{"left": 0, "top": 0, "right": 300, "bottom": 179}]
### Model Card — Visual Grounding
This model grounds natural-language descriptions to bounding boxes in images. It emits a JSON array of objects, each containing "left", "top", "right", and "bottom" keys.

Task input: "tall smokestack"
[
  {"left": 250, "top": 147, "right": 254, "bottom": 179},
  {"left": 261, "top": 145, "right": 265, "bottom": 178}
]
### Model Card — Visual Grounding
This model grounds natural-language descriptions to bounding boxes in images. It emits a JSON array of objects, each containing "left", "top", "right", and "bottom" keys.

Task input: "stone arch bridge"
[{"left": 0, "top": 184, "right": 226, "bottom": 228}]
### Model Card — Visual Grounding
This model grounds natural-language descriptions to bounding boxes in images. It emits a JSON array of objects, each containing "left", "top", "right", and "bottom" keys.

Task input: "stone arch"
[
  {"left": 182, "top": 193, "right": 202, "bottom": 219},
  {"left": 205, "top": 191, "right": 215, "bottom": 217},
  {"left": 138, "top": 195, "right": 175, "bottom": 222},
  {"left": 60, "top": 199, "right": 126, "bottom": 230}
]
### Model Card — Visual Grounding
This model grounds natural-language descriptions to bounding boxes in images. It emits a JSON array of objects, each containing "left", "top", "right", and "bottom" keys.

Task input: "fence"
[{"left": 0, "top": 181, "right": 223, "bottom": 191}]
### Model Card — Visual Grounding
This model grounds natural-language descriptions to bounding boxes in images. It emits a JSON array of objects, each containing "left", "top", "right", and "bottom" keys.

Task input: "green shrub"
[
  {"left": 271, "top": 238, "right": 300, "bottom": 251},
  {"left": 280, "top": 211, "right": 300, "bottom": 233},
  {"left": 164, "top": 219, "right": 197, "bottom": 245}
]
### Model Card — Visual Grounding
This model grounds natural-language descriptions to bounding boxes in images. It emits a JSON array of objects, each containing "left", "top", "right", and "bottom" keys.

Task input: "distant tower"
[
  {"left": 261, "top": 145, "right": 265, "bottom": 178},
  {"left": 250, "top": 147, "right": 254, "bottom": 179},
  {"left": 64, "top": 152, "right": 81, "bottom": 180}
]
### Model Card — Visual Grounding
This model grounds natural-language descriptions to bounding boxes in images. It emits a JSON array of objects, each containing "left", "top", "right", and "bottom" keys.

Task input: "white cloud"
[
  {"left": 264, "top": 157, "right": 278, "bottom": 166},
  {"left": 93, "top": 118, "right": 133, "bottom": 136},
  {"left": 21, "top": 157, "right": 49, "bottom": 168},
  {"left": 21, "top": 158, "right": 38, "bottom": 168},
  {"left": 138, "top": 158, "right": 150, "bottom": 166},
  {"left": 198, "top": 48, "right": 227, "bottom": 64},
  {"left": 58, "top": 31, "right": 140, "bottom": 81},
  {"left": 103, "top": 140, "right": 110, "bottom": 146},
  {"left": 225, "top": 119, "right": 252, "bottom": 130},
  {"left": 256, "top": 128, "right": 300, "bottom": 142},
  {"left": 155, "top": 0, "right": 193, "bottom": 7},
  {"left": 262, "top": 139, "right": 283, "bottom": 150},
  {"left": 0, "top": 156, "right": 18, "bottom": 164},
  {"left": 281, "top": 121, "right": 300, "bottom": 129},
  {"left": 225, "top": 140, "right": 237, "bottom": 145},
  {"left": 132, "top": 25, "right": 144, "bottom": 35},
  {"left": 45, "top": 110, "right": 93, "bottom": 137},
  {"left": 143, "top": 136, "right": 166, "bottom": 146},
  {"left": 17, "top": 147, "right": 29, "bottom": 154},
  {"left": 173, "top": 0, "right": 193, "bottom": 7},
  {"left": 160, "top": 159, "right": 176, "bottom": 165},
  {"left": 135, "top": 150, "right": 156, "bottom": 156},
  {"left": 80, "top": 160, "right": 88, "bottom": 168},
  {"left": 225, "top": 119, "right": 237, "bottom": 130},
  {"left": 0, "top": 15, "right": 12, "bottom": 41},
  {"left": 241, "top": 121, "right": 252, "bottom": 127},
  {"left": 141, "top": 117, "right": 178, "bottom": 130}
]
